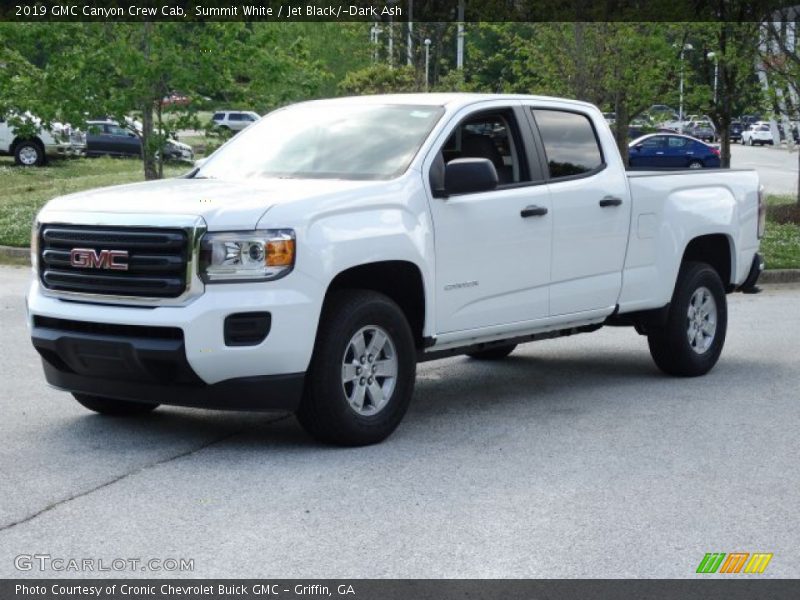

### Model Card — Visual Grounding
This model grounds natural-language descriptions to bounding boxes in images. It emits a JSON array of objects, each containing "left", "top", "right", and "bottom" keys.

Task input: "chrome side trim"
[{"left": 35, "top": 211, "right": 207, "bottom": 307}]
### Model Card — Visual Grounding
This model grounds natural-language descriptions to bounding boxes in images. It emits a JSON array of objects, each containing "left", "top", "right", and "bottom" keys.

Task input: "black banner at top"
[{"left": 0, "top": 0, "right": 798, "bottom": 22}]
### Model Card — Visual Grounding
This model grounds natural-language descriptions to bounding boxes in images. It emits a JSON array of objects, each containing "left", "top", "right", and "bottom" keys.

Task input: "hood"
[{"left": 39, "top": 176, "right": 382, "bottom": 231}]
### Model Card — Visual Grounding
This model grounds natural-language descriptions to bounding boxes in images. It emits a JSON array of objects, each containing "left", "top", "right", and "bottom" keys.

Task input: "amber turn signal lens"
[{"left": 266, "top": 239, "right": 295, "bottom": 267}]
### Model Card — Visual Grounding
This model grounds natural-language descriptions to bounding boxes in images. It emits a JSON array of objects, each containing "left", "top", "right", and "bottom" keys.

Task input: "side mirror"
[
  {"left": 443, "top": 158, "right": 498, "bottom": 196},
  {"left": 634, "top": 144, "right": 643, "bottom": 151}
]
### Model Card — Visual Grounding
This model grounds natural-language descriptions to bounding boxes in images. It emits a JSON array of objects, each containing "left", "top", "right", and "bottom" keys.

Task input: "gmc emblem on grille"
[{"left": 69, "top": 248, "right": 129, "bottom": 271}]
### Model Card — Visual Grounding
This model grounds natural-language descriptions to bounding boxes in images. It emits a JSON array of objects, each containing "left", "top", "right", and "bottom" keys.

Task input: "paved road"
[
  {"left": 730, "top": 142, "right": 798, "bottom": 197},
  {"left": 1, "top": 266, "right": 798, "bottom": 578}
]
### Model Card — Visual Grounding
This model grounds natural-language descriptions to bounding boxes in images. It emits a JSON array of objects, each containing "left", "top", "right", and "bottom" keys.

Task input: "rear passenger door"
[
  {"left": 664, "top": 135, "right": 691, "bottom": 167},
  {"left": 526, "top": 106, "right": 631, "bottom": 317}
]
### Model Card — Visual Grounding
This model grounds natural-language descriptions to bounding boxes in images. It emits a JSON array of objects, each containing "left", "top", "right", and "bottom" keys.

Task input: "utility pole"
[
  {"left": 456, "top": 0, "right": 465, "bottom": 70},
  {"left": 424, "top": 38, "right": 431, "bottom": 91},
  {"left": 407, "top": 0, "right": 413, "bottom": 66}
]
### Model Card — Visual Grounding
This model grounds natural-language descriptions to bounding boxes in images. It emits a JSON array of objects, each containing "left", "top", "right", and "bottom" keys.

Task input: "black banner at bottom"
[{"left": 2, "top": 579, "right": 800, "bottom": 600}]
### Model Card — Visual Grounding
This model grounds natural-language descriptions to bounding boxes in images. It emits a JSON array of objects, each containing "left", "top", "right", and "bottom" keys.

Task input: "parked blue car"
[{"left": 628, "top": 134, "right": 721, "bottom": 169}]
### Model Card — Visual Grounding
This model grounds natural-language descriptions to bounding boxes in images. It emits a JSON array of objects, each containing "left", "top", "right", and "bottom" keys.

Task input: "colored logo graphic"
[{"left": 696, "top": 552, "right": 773, "bottom": 574}]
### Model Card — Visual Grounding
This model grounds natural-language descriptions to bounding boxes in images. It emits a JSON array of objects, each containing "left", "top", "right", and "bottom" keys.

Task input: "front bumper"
[
  {"left": 27, "top": 271, "right": 324, "bottom": 385},
  {"left": 31, "top": 319, "right": 304, "bottom": 410},
  {"left": 45, "top": 143, "right": 86, "bottom": 158}
]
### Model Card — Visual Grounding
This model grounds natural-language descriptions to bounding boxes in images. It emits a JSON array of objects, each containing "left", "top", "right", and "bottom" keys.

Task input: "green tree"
[
  {"left": 0, "top": 22, "right": 328, "bottom": 179},
  {"left": 339, "top": 64, "right": 419, "bottom": 95}
]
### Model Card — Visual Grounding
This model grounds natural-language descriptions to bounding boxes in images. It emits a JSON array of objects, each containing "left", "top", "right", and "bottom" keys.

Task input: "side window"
[
  {"left": 531, "top": 109, "right": 604, "bottom": 179},
  {"left": 439, "top": 110, "right": 530, "bottom": 186},
  {"left": 212, "top": 112, "right": 224, "bottom": 121},
  {"left": 108, "top": 125, "right": 130, "bottom": 137},
  {"left": 667, "top": 137, "right": 687, "bottom": 148},
  {"left": 640, "top": 136, "right": 666, "bottom": 149},
  {"left": 229, "top": 113, "right": 244, "bottom": 121}
]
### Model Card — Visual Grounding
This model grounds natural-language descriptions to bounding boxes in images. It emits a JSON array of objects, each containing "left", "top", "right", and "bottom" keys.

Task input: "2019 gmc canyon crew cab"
[{"left": 27, "top": 94, "right": 765, "bottom": 446}]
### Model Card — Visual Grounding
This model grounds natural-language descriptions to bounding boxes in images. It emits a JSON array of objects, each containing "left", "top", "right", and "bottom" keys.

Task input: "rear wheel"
[
  {"left": 73, "top": 393, "right": 159, "bottom": 416},
  {"left": 297, "top": 290, "right": 416, "bottom": 446},
  {"left": 647, "top": 262, "right": 727, "bottom": 377},
  {"left": 688, "top": 160, "right": 703, "bottom": 169},
  {"left": 467, "top": 344, "right": 517, "bottom": 360}
]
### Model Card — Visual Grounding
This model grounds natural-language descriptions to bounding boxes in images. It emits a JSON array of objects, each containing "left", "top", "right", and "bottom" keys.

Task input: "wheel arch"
[
  {"left": 322, "top": 260, "right": 427, "bottom": 349},
  {"left": 11, "top": 135, "right": 45, "bottom": 156},
  {"left": 680, "top": 233, "right": 735, "bottom": 290}
]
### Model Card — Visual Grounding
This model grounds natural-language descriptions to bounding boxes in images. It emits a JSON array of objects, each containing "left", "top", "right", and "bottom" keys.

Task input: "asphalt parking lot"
[
  {"left": 730, "top": 142, "right": 798, "bottom": 196},
  {"left": 1, "top": 265, "right": 798, "bottom": 578}
]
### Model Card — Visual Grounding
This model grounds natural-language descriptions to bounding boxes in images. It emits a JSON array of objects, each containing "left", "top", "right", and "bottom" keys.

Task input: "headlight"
[{"left": 199, "top": 229, "right": 295, "bottom": 282}]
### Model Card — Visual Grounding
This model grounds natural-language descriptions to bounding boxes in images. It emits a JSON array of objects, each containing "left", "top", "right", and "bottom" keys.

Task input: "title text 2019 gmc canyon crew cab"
[{"left": 27, "top": 94, "right": 765, "bottom": 445}]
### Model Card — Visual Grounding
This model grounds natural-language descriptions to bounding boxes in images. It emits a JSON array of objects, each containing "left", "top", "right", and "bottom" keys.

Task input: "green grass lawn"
[
  {"left": 763, "top": 195, "right": 800, "bottom": 270},
  {"left": 0, "top": 156, "right": 188, "bottom": 247}
]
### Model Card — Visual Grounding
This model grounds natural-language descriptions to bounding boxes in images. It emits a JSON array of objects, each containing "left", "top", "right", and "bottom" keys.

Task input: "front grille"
[{"left": 39, "top": 224, "right": 189, "bottom": 298}]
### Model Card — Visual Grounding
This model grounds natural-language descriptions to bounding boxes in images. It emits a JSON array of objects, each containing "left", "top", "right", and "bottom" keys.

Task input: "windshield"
[{"left": 198, "top": 103, "right": 444, "bottom": 181}]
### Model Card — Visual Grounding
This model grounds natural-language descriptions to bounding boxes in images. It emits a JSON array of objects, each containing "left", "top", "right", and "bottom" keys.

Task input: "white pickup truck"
[
  {"left": 27, "top": 94, "right": 765, "bottom": 445},
  {"left": 0, "top": 114, "right": 86, "bottom": 165}
]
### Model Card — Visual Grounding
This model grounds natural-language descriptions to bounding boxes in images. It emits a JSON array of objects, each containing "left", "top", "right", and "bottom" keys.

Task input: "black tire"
[
  {"left": 297, "top": 290, "right": 416, "bottom": 446},
  {"left": 14, "top": 140, "right": 44, "bottom": 166},
  {"left": 73, "top": 393, "right": 159, "bottom": 416},
  {"left": 647, "top": 261, "right": 727, "bottom": 377},
  {"left": 467, "top": 344, "right": 517, "bottom": 360},
  {"left": 688, "top": 160, "right": 703, "bottom": 169}
]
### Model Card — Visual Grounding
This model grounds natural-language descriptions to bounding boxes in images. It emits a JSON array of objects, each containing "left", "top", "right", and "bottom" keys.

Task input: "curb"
[
  {"left": 2, "top": 244, "right": 800, "bottom": 283},
  {"left": 760, "top": 269, "right": 800, "bottom": 284},
  {"left": 0, "top": 245, "right": 30, "bottom": 264}
]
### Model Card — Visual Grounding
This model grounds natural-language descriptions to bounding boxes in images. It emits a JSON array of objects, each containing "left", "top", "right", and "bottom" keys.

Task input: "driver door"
[{"left": 425, "top": 104, "right": 553, "bottom": 335}]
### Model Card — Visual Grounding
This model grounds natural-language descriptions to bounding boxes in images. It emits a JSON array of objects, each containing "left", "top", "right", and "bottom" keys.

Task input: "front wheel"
[
  {"left": 14, "top": 141, "right": 44, "bottom": 166},
  {"left": 688, "top": 160, "right": 703, "bottom": 169},
  {"left": 647, "top": 262, "right": 727, "bottom": 377},
  {"left": 297, "top": 290, "right": 416, "bottom": 446},
  {"left": 73, "top": 393, "right": 159, "bottom": 416}
]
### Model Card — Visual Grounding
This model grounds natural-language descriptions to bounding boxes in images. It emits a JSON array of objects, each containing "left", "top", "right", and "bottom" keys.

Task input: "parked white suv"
[
  {"left": 0, "top": 114, "right": 86, "bottom": 165},
  {"left": 211, "top": 110, "right": 260, "bottom": 132},
  {"left": 28, "top": 94, "right": 764, "bottom": 445},
  {"left": 741, "top": 122, "right": 775, "bottom": 146}
]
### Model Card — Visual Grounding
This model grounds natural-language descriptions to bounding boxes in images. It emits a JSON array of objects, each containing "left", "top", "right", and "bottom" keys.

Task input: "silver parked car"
[{"left": 211, "top": 110, "right": 260, "bottom": 132}]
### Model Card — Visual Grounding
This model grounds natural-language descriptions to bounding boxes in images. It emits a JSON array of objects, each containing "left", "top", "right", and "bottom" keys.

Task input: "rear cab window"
[{"left": 530, "top": 109, "right": 604, "bottom": 179}]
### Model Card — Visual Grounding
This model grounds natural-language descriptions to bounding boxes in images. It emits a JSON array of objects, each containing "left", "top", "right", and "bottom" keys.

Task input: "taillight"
[
  {"left": 757, "top": 184, "right": 766, "bottom": 239},
  {"left": 711, "top": 147, "right": 720, "bottom": 157}
]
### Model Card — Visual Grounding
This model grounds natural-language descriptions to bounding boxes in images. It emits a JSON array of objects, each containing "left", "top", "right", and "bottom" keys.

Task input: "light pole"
[
  {"left": 424, "top": 38, "right": 431, "bottom": 91},
  {"left": 679, "top": 43, "right": 693, "bottom": 133},
  {"left": 370, "top": 24, "right": 382, "bottom": 63},
  {"left": 387, "top": 0, "right": 397, "bottom": 68},
  {"left": 406, "top": 0, "right": 413, "bottom": 66},
  {"left": 707, "top": 51, "right": 719, "bottom": 104},
  {"left": 456, "top": 0, "right": 465, "bottom": 70}
]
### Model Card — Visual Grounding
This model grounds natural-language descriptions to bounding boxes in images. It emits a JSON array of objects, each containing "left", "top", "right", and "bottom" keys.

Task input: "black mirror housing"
[{"left": 443, "top": 158, "right": 498, "bottom": 196}]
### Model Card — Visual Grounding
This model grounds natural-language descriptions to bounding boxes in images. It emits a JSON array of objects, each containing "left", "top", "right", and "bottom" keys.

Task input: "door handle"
[
  {"left": 599, "top": 196, "right": 623, "bottom": 207},
  {"left": 520, "top": 205, "right": 548, "bottom": 218}
]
